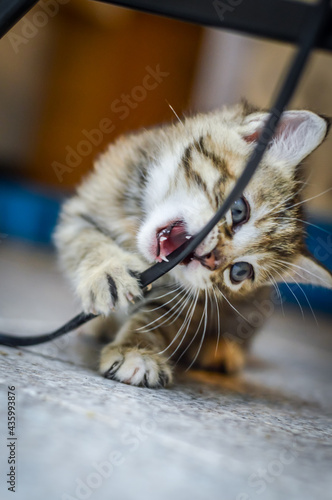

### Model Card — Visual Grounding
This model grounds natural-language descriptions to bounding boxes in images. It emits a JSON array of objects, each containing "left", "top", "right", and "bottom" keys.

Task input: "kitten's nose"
[{"left": 197, "top": 248, "right": 221, "bottom": 270}]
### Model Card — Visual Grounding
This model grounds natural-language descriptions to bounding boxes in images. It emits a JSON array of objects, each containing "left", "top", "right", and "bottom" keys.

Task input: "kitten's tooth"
[
  {"left": 126, "top": 292, "right": 136, "bottom": 305},
  {"left": 161, "top": 256, "right": 169, "bottom": 262},
  {"left": 160, "top": 236, "right": 167, "bottom": 241},
  {"left": 185, "top": 235, "right": 192, "bottom": 239}
]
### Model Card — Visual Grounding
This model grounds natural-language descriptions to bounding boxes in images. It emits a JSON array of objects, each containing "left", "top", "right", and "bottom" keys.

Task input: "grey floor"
[{"left": 0, "top": 240, "right": 331, "bottom": 500}]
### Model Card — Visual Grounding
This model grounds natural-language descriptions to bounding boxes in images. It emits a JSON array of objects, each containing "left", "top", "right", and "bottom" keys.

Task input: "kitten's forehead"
[
  {"left": 140, "top": 106, "right": 314, "bottom": 293},
  {"left": 177, "top": 117, "right": 249, "bottom": 165},
  {"left": 176, "top": 126, "right": 305, "bottom": 262}
]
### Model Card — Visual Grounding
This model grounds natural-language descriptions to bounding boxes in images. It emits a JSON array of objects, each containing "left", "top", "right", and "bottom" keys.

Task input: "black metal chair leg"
[{"left": 0, "top": 0, "right": 39, "bottom": 38}]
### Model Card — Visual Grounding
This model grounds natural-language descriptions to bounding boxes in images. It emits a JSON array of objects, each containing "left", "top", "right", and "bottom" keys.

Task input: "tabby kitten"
[{"left": 54, "top": 102, "right": 332, "bottom": 388}]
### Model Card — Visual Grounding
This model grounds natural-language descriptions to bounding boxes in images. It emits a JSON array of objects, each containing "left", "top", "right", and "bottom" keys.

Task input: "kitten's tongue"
[{"left": 156, "top": 221, "right": 191, "bottom": 262}]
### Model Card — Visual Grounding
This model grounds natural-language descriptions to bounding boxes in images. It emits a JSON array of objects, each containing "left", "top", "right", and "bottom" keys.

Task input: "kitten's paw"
[
  {"left": 220, "top": 341, "right": 245, "bottom": 374},
  {"left": 99, "top": 345, "right": 173, "bottom": 388},
  {"left": 77, "top": 255, "right": 146, "bottom": 315},
  {"left": 197, "top": 338, "right": 245, "bottom": 374}
]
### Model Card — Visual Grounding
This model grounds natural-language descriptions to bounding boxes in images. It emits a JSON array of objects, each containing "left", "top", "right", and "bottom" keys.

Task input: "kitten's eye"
[
  {"left": 230, "top": 197, "right": 249, "bottom": 228},
  {"left": 230, "top": 262, "right": 254, "bottom": 283}
]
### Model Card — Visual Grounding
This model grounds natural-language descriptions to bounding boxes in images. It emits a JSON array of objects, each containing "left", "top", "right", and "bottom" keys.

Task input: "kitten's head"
[{"left": 137, "top": 103, "right": 332, "bottom": 296}]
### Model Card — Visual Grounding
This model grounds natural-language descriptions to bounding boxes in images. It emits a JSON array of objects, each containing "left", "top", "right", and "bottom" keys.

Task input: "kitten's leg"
[
  {"left": 99, "top": 312, "right": 245, "bottom": 387},
  {"left": 55, "top": 204, "right": 175, "bottom": 387},
  {"left": 98, "top": 291, "right": 253, "bottom": 386},
  {"left": 54, "top": 134, "right": 154, "bottom": 316},
  {"left": 99, "top": 291, "right": 216, "bottom": 387},
  {"left": 99, "top": 289, "right": 198, "bottom": 387},
  {"left": 99, "top": 312, "right": 173, "bottom": 388},
  {"left": 191, "top": 288, "right": 271, "bottom": 374},
  {"left": 54, "top": 206, "right": 147, "bottom": 315},
  {"left": 195, "top": 338, "right": 246, "bottom": 374}
]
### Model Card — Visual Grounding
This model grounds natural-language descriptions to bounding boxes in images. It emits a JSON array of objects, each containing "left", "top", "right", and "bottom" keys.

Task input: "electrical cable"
[{"left": 0, "top": 0, "right": 329, "bottom": 347}]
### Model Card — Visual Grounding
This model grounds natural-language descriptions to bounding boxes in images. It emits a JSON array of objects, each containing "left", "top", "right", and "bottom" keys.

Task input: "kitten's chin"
[{"left": 171, "top": 262, "right": 213, "bottom": 291}]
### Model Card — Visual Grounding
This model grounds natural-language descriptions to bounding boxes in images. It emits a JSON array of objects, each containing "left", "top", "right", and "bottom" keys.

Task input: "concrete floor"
[{"left": 0, "top": 240, "right": 331, "bottom": 500}]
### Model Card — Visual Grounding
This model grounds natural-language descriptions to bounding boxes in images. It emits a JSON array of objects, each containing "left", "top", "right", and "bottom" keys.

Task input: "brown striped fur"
[{"left": 54, "top": 102, "right": 332, "bottom": 388}]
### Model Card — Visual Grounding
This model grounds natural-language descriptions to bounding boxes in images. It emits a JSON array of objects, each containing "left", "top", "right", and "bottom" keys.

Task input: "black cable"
[
  {"left": 0, "top": 312, "right": 96, "bottom": 347},
  {"left": 0, "top": 0, "right": 329, "bottom": 348},
  {"left": 0, "top": 0, "right": 39, "bottom": 39}
]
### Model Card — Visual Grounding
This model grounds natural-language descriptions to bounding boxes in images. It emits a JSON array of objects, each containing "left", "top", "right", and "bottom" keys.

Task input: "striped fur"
[{"left": 54, "top": 102, "right": 332, "bottom": 388}]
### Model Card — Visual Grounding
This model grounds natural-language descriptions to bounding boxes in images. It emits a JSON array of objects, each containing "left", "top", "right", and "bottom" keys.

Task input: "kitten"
[{"left": 54, "top": 102, "right": 332, "bottom": 388}]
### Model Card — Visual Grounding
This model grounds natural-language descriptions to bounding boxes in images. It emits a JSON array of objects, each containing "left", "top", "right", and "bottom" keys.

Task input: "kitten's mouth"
[{"left": 155, "top": 220, "right": 220, "bottom": 270}]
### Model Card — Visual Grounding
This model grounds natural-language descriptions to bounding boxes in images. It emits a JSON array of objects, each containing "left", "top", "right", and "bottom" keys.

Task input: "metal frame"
[
  {"left": 1, "top": 0, "right": 332, "bottom": 51},
  {"left": 0, "top": 0, "right": 39, "bottom": 38},
  {"left": 97, "top": 0, "right": 332, "bottom": 51}
]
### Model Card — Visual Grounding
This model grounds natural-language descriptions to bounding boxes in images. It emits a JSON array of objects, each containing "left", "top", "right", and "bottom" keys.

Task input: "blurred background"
[{"left": 0, "top": 0, "right": 331, "bottom": 312}]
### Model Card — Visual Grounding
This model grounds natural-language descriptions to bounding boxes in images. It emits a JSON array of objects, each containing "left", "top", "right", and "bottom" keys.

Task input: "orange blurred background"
[
  {"left": 0, "top": 0, "right": 203, "bottom": 188},
  {"left": 0, "top": 0, "right": 331, "bottom": 310}
]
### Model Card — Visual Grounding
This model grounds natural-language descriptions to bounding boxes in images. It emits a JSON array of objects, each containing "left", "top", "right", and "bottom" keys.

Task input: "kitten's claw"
[
  {"left": 158, "top": 371, "right": 169, "bottom": 387},
  {"left": 77, "top": 255, "right": 146, "bottom": 315},
  {"left": 106, "top": 357, "right": 124, "bottom": 377},
  {"left": 126, "top": 292, "right": 136, "bottom": 304},
  {"left": 100, "top": 345, "right": 173, "bottom": 388}
]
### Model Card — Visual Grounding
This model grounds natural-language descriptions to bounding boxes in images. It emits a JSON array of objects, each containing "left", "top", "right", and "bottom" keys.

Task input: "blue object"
[
  {"left": 0, "top": 180, "right": 331, "bottom": 313},
  {"left": 278, "top": 218, "right": 332, "bottom": 314},
  {"left": 0, "top": 181, "right": 62, "bottom": 244}
]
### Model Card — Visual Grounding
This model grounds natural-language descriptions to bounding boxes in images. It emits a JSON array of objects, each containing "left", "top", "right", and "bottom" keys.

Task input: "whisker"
[
  {"left": 171, "top": 291, "right": 200, "bottom": 358},
  {"left": 165, "top": 287, "right": 195, "bottom": 328},
  {"left": 159, "top": 288, "right": 199, "bottom": 358},
  {"left": 273, "top": 268, "right": 305, "bottom": 320},
  {"left": 214, "top": 286, "right": 249, "bottom": 323},
  {"left": 212, "top": 286, "right": 221, "bottom": 355},
  {"left": 272, "top": 187, "right": 332, "bottom": 216},
  {"left": 142, "top": 281, "right": 180, "bottom": 303},
  {"left": 269, "top": 216, "right": 331, "bottom": 235},
  {"left": 141, "top": 288, "right": 192, "bottom": 334},
  {"left": 276, "top": 259, "right": 331, "bottom": 288},
  {"left": 260, "top": 264, "right": 285, "bottom": 316},
  {"left": 264, "top": 181, "right": 308, "bottom": 218},
  {"left": 137, "top": 287, "right": 189, "bottom": 331},
  {"left": 166, "top": 100, "right": 184, "bottom": 126},
  {"left": 186, "top": 289, "right": 208, "bottom": 371},
  {"left": 282, "top": 267, "right": 318, "bottom": 326},
  {"left": 141, "top": 284, "right": 183, "bottom": 312},
  {"left": 177, "top": 293, "right": 206, "bottom": 364},
  {"left": 268, "top": 270, "right": 285, "bottom": 317}
]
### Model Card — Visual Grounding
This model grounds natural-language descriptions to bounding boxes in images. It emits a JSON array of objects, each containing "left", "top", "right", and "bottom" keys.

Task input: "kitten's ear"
[
  {"left": 242, "top": 111, "right": 329, "bottom": 168},
  {"left": 277, "top": 253, "right": 332, "bottom": 289}
]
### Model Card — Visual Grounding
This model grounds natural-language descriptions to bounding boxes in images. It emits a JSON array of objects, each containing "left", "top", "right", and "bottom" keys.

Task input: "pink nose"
[
  {"left": 198, "top": 249, "right": 221, "bottom": 271},
  {"left": 202, "top": 252, "right": 216, "bottom": 270}
]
